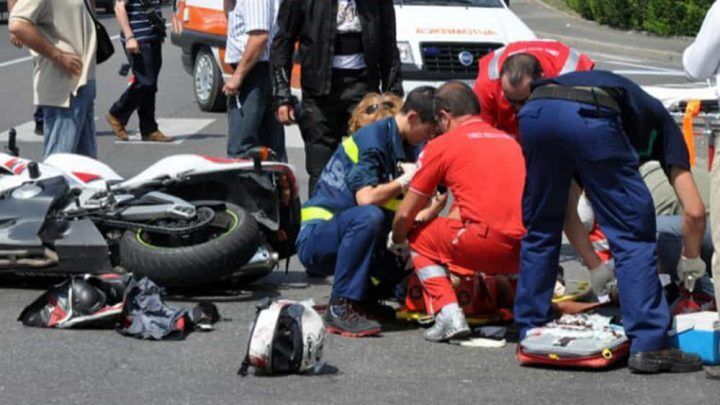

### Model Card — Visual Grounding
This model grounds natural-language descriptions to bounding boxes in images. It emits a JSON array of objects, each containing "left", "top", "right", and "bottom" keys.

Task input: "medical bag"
[{"left": 516, "top": 314, "right": 630, "bottom": 368}]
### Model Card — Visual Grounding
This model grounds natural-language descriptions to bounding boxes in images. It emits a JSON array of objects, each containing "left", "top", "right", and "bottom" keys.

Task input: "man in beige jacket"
[{"left": 9, "top": 0, "right": 98, "bottom": 158}]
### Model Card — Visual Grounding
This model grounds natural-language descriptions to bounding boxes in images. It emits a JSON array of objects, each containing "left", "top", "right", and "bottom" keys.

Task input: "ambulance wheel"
[
  {"left": 119, "top": 202, "right": 259, "bottom": 288},
  {"left": 193, "top": 48, "right": 227, "bottom": 112}
]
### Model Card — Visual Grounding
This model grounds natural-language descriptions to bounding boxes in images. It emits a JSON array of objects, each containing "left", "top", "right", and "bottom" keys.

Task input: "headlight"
[{"left": 397, "top": 42, "right": 415, "bottom": 65}]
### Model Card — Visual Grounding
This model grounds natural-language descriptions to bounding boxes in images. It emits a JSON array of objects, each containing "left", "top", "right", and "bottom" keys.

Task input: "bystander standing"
[
  {"left": 106, "top": 0, "right": 171, "bottom": 143},
  {"left": 9, "top": 0, "right": 98, "bottom": 157},
  {"left": 222, "top": 0, "right": 285, "bottom": 161}
]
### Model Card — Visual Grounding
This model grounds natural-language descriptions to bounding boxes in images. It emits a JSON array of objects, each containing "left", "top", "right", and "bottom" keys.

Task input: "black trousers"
[
  {"left": 298, "top": 69, "right": 369, "bottom": 195},
  {"left": 109, "top": 40, "right": 162, "bottom": 136}
]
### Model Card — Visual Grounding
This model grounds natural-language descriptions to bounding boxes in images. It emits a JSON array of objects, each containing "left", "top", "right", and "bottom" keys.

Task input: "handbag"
[{"left": 83, "top": 0, "right": 115, "bottom": 64}]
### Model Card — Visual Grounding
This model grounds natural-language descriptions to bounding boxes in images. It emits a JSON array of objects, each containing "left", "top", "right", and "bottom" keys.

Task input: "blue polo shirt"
[
  {"left": 302, "top": 117, "right": 420, "bottom": 222},
  {"left": 532, "top": 70, "right": 690, "bottom": 174}
]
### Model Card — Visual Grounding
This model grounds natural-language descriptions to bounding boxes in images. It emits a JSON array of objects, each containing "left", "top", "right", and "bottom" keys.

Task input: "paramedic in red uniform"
[
  {"left": 389, "top": 82, "right": 526, "bottom": 342},
  {"left": 473, "top": 40, "right": 595, "bottom": 137}
]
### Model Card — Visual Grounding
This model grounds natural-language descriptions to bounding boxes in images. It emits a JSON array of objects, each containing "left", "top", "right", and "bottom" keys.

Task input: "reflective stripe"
[
  {"left": 417, "top": 265, "right": 448, "bottom": 282},
  {"left": 560, "top": 48, "right": 581, "bottom": 75},
  {"left": 592, "top": 239, "right": 610, "bottom": 252},
  {"left": 370, "top": 276, "right": 380, "bottom": 286},
  {"left": 342, "top": 137, "right": 359, "bottom": 163},
  {"left": 301, "top": 206, "right": 334, "bottom": 222},
  {"left": 382, "top": 197, "right": 402, "bottom": 212},
  {"left": 487, "top": 46, "right": 507, "bottom": 80}
]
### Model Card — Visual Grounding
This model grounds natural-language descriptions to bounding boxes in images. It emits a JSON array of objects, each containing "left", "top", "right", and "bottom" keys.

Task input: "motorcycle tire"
[{"left": 119, "top": 202, "right": 259, "bottom": 288}]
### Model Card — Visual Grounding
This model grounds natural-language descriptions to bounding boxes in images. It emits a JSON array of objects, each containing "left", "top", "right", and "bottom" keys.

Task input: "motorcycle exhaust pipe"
[{"left": 0, "top": 248, "right": 59, "bottom": 269}]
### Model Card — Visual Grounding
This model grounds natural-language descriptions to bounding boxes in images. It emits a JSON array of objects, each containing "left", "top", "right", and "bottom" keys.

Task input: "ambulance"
[{"left": 170, "top": 0, "right": 535, "bottom": 111}]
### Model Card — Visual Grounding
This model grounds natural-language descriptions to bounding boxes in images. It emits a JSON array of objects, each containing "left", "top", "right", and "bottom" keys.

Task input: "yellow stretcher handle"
[{"left": 682, "top": 100, "right": 701, "bottom": 167}]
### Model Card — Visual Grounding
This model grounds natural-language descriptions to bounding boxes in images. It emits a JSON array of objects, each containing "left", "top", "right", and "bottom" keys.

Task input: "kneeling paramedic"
[
  {"left": 296, "top": 86, "right": 438, "bottom": 337},
  {"left": 515, "top": 69, "right": 703, "bottom": 373},
  {"left": 390, "top": 82, "right": 525, "bottom": 342}
]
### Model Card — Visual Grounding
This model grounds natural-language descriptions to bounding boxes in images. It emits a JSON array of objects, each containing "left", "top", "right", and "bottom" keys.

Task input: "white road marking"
[
  {"left": 0, "top": 117, "right": 215, "bottom": 144},
  {"left": 0, "top": 119, "right": 41, "bottom": 141},
  {"left": 117, "top": 118, "right": 215, "bottom": 145},
  {"left": 285, "top": 125, "right": 304, "bottom": 148}
]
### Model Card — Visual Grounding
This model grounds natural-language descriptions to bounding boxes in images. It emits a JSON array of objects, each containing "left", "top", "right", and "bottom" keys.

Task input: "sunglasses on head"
[{"left": 365, "top": 101, "right": 396, "bottom": 115}]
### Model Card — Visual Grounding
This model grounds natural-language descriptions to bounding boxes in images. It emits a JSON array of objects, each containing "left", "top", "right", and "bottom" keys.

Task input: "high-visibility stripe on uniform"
[
  {"left": 487, "top": 46, "right": 507, "bottom": 80},
  {"left": 382, "top": 197, "right": 402, "bottom": 212},
  {"left": 342, "top": 137, "right": 360, "bottom": 163},
  {"left": 301, "top": 206, "right": 334, "bottom": 222},
  {"left": 417, "top": 265, "right": 449, "bottom": 281},
  {"left": 560, "top": 47, "right": 581, "bottom": 74}
]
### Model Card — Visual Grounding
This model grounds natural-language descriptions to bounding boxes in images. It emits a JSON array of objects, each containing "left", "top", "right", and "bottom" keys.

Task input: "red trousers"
[{"left": 409, "top": 217, "right": 520, "bottom": 314}]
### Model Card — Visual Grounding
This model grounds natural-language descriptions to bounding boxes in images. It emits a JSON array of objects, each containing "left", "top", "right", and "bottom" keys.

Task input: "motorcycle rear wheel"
[{"left": 119, "top": 202, "right": 259, "bottom": 288}]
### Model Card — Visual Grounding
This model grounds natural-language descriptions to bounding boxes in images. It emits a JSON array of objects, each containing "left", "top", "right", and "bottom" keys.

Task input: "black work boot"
[
  {"left": 324, "top": 298, "right": 381, "bottom": 337},
  {"left": 628, "top": 348, "right": 703, "bottom": 374}
]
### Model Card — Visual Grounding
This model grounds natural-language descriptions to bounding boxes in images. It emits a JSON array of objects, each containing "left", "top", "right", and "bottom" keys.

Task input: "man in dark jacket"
[{"left": 271, "top": 0, "right": 403, "bottom": 194}]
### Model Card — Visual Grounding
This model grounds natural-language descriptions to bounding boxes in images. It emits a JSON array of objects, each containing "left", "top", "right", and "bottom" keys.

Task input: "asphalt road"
[{"left": 0, "top": 2, "right": 717, "bottom": 404}]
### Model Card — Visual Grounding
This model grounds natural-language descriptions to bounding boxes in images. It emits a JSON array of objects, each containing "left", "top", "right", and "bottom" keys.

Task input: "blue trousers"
[
  {"left": 227, "top": 62, "right": 286, "bottom": 162},
  {"left": 42, "top": 80, "right": 97, "bottom": 158},
  {"left": 296, "top": 205, "right": 403, "bottom": 301},
  {"left": 515, "top": 98, "right": 670, "bottom": 353}
]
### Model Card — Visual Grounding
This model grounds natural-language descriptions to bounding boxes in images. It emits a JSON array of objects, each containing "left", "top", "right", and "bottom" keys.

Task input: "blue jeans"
[
  {"left": 227, "top": 62, "right": 286, "bottom": 161},
  {"left": 515, "top": 98, "right": 670, "bottom": 353},
  {"left": 42, "top": 80, "right": 97, "bottom": 158},
  {"left": 656, "top": 215, "right": 715, "bottom": 296}
]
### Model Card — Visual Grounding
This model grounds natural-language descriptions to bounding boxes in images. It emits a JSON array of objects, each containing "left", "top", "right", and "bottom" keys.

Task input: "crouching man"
[
  {"left": 296, "top": 86, "right": 438, "bottom": 337},
  {"left": 390, "top": 82, "right": 526, "bottom": 342}
]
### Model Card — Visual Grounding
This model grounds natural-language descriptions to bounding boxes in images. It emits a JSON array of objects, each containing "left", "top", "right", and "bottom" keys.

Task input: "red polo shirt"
[
  {"left": 410, "top": 117, "right": 525, "bottom": 238},
  {"left": 473, "top": 40, "right": 595, "bottom": 137}
]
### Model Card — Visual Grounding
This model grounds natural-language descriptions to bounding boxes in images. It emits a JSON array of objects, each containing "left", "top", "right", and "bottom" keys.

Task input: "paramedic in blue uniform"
[
  {"left": 515, "top": 69, "right": 704, "bottom": 373},
  {"left": 296, "top": 86, "right": 438, "bottom": 338}
]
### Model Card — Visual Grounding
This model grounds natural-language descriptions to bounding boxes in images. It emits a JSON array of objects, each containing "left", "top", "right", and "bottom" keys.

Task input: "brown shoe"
[
  {"left": 105, "top": 112, "right": 129, "bottom": 141},
  {"left": 142, "top": 130, "right": 172, "bottom": 142}
]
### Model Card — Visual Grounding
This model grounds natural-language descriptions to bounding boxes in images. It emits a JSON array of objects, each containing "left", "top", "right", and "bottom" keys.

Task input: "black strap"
[
  {"left": 137, "top": 0, "right": 166, "bottom": 37},
  {"left": 82, "top": 0, "right": 100, "bottom": 25},
  {"left": 530, "top": 85, "right": 621, "bottom": 114}
]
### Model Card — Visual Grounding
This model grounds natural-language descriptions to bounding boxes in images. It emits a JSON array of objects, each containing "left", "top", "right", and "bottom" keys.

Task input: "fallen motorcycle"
[{"left": 0, "top": 130, "right": 300, "bottom": 287}]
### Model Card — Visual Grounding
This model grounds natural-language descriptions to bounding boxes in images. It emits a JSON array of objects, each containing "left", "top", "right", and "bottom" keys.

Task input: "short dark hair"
[
  {"left": 434, "top": 81, "right": 480, "bottom": 117},
  {"left": 401, "top": 86, "right": 437, "bottom": 123},
  {"left": 500, "top": 53, "right": 542, "bottom": 87}
]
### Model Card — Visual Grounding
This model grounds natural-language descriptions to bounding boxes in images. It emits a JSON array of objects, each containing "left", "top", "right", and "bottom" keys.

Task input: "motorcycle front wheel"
[{"left": 119, "top": 202, "right": 259, "bottom": 288}]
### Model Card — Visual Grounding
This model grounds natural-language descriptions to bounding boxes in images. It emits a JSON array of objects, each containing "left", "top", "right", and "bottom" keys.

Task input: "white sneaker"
[{"left": 424, "top": 303, "right": 471, "bottom": 342}]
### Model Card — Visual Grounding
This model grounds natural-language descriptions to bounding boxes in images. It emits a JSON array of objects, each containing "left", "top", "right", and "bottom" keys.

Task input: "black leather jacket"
[{"left": 271, "top": 0, "right": 403, "bottom": 106}]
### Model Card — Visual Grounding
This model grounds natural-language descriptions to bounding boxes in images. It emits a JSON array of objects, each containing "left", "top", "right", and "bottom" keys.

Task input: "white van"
[
  {"left": 395, "top": 0, "right": 535, "bottom": 92},
  {"left": 171, "top": 0, "right": 535, "bottom": 111}
]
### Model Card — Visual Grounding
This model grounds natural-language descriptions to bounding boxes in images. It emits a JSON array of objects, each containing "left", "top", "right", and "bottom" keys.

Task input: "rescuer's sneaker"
[
  {"left": 424, "top": 303, "right": 471, "bottom": 342},
  {"left": 324, "top": 298, "right": 381, "bottom": 337},
  {"left": 629, "top": 349, "right": 703, "bottom": 373}
]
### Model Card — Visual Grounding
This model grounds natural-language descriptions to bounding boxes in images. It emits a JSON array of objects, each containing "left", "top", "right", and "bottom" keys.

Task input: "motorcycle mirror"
[
  {"left": 28, "top": 162, "right": 40, "bottom": 179},
  {"left": 247, "top": 146, "right": 277, "bottom": 173},
  {"left": 5, "top": 128, "right": 19, "bottom": 157}
]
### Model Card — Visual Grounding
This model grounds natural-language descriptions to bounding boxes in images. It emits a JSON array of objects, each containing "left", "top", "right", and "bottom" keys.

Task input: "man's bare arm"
[
  {"left": 9, "top": 19, "right": 82, "bottom": 76},
  {"left": 392, "top": 190, "right": 431, "bottom": 243}
]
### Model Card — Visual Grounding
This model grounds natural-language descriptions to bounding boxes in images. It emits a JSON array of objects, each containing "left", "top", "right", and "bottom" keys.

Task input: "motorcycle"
[{"left": 0, "top": 130, "right": 301, "bottom": 288}]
